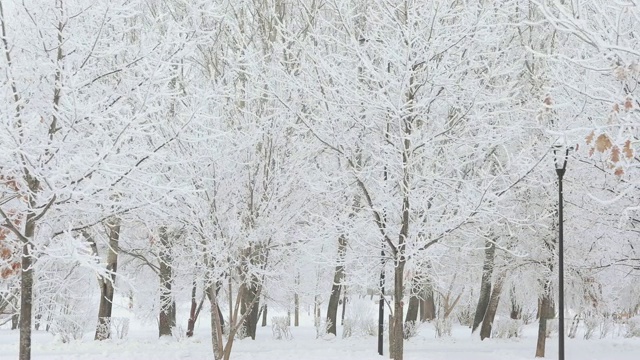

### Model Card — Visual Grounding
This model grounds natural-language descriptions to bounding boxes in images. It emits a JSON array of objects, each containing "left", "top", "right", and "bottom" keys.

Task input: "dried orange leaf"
[
  {"left": 586, "top": 131, "right": 595, "bottom": 145},
  {"left": 614, "top": 167, "right": 624, "bottom": 177},
  {"left": 613, "top": 103, "right": 620, "bottom": 113},
  {"left": 595, "top": 134, "right": 613, "bottom": 152},
  {"left": 611, "top": 146, "right": 621, "bottom": 163},
  {"left": 623, "top": 140, "right": 634, "bottom": 159},
  {"left": 1, "top": 268, "right": 12, "bottom": 279},
  {"left": 625, "top": 98, "right": 633, "bottom": 110}
]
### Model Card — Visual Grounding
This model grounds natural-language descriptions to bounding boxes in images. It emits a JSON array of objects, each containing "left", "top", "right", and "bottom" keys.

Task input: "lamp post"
[{"left": 553, "top": 146, "right": 570, "bottom": 360}]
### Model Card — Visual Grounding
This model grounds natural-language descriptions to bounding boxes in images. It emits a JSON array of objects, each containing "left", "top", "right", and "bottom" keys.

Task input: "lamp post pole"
[{"left": 554, "top": 147, "right": 569, "bottom": 360}]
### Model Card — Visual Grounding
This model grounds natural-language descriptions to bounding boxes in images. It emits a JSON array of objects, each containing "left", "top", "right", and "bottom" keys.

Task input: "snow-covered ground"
[{"left": 1, "top": 313, "right": 638, "bottom": 360}]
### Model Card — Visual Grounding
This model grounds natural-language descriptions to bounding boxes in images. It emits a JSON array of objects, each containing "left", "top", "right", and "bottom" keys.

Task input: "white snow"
[{"left": 1, "top": 313, "right": 638, "bottom": 360}]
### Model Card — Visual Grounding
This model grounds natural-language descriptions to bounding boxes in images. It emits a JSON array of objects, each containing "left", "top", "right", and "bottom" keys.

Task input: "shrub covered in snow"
[
  {"left": 434, "top": 318, "right": 452, "bottom": 338},
  {"left": 50, "top": 315, "right": 91, "bottom": 343},
  {"left": 342, "top": 299, "right": 378, "bottom": 338},
  {"left": 624, "top": 317, "right": 640, "bottom": 338},
  {"left": 403, "top": 320, "right": 421, "bottom": 340},
  {"left": 272, "top": 316, "right": 292, "bottom": 340},
  {"left": 492, "top": 318, "right": 523, "bottom": 339}
]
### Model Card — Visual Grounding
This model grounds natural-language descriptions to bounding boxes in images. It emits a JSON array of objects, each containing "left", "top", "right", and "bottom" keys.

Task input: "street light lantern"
[
  {"left": 553, "top": 145, "right": 571, "bottom": 173},
  {"left": 553, "top": 144, "right": 572, "bottom": 360}
]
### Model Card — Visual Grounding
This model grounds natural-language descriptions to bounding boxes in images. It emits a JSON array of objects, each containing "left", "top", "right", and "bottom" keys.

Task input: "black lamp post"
[
  {"left": 553, "top": 146, "right": 570, "bottom": 360},
  {"left": 378, "top": 249, "right": 384, "bottom": 356}
]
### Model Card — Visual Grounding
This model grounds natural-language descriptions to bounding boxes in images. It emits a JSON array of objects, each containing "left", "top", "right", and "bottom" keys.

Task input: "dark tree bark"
[
  {"left": 340, "top": 288, "right": 347, "bottom": 326},
  {"left": 535, "top": 282, "right": 553, "bottom": 357},
  {"left": 216, "top": 303, "right": 225, "bottom": 333},
  {"left": 326, "top": 235, "right": 347, "bottom": 335},
  {"left": 472, "top": 239, "right": 495, "bottom": 333},
  {"left": 510, "top": 286, "right": 522, "bottom": 320},
  {"left": 405, "top": 293, "right": 419, "bottom": 324},
  {"left": 389, "top": 124, "right": 412, "bottom": 360},
  {"left": 314, "top": 295, "right": 321, "bottom": 327},
  {"left": 241, "top": 276, "right": 261, "bottom": 339},
  {"left": 480, "top": 273, "right": 506, "bottom": 340},
  {"left": 95, "top": 217, "right": 121, "bottom": 340},
  {"left": 390, "top": 260, "right": 406, "bottom": 359},
  {"left": 294, "top": 293, "right": 300, "bottom": 326},
  {"left": 420, "top": 284, "right": 436, "bottom": 322},
  {"left": 186, "top": 280, "right": 205, "bottom": 337},
  {"left": 11, "top": 313, "right": 19, "bottom": 330},
  {"left": 14, "top": 204, "right": 38, "bottom": 360},
  {"left": 207, "top": 284, "right": 224, "bottom": 360},
  {"left": 239, "top": 241, "right": 268, "bottom": 340},
  {"left": 158, "top": 227, "right": 176, "bottom": 337},
  {"left": 33, "top": 308, "right": 40, "bottom": 331},
  {"left": 261, "top": 304, "right": 268, "bottom": 327},
  {"left": 187, "top": 281, "right": 197, "bottom": 337}
]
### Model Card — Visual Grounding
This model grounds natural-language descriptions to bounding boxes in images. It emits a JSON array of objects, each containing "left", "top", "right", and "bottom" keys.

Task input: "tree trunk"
[
  {"left": 208, "top": 284, "right": 224, "bottom": 360},
  {"left": 326, "top": 235, "right": 347, "bottom": 335},
  {"left": 11, "top": 313, "right": 19, "bottom": 330},
  {"left": 241, "top": 277, "right": 260, "bottom": 340},
  {"left": 216, "top": 303, "right": 225, "bottom": 333},
  {"left": 472, "top": 239, "right": 495, "bottom": 333},
  {"left": 187, "top": 280, "right": 205, "bottom": 337},
  {"left": 19, "top": 212, "right": 35, "bottom": 360},
  {"left": 510, "top": 286, "right": 522, "bottom": 320},
  {"left": 261, "top": 304, "right": 268, "bottom": 327},
  {"left": 420, "top": 284, "right": 436, "bottom": 322},
  {"left": 341, "top": 289, "right": 347, "bottom": 326},
  {"left": 294, "top": 293, "right": 300, "bottom": 326},
  {"left": 95, "top": 217, "right": 121, "bottom": 340},
  {"left": 405, "top": 293, "right": 419, "bottom": 324},
  {"left": 480, "top": 273, "right": 506, "bottom": 340},
  {"left": 535, "top": 284, "right": 553, "bottom": 357},
  {"left": 390, "top": 261, "right": 406, "bottom": 360},
  {"left": 314, "top": 295, "right": 321, "bottom": 327},
  {"left": 33, "top": 307, "right": 40, "bottom": 331},
  {"left": 158, "top": 227, "right": 176, "bottom": 337},
  {"left": 187, "top": 281, "right": 196, "bottom": 337},
  {"left": 388, "top": 314, "right": 394, "bottom": 359},
  {"left": 390, "top": 133, "right": 411, "bottom": 359}
]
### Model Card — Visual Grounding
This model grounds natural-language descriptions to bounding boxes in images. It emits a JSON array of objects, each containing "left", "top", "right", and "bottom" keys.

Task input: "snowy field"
[{"left": 1, "top": 311, "right": 638, "bottom": 360}]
